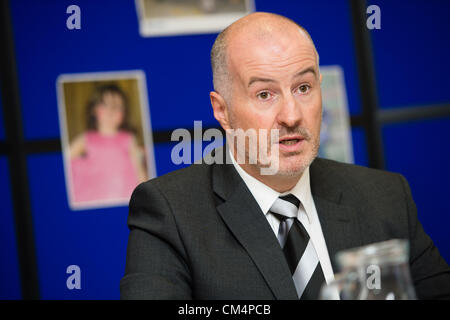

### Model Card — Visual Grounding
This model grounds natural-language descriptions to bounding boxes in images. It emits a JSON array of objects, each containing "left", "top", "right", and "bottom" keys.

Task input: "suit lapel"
[
  {"left": 211, "top": 151, "right": 363, "bottom": 297},
  {"left": 212, "top": 160, "right": 298, "bottom": 300},
  {"left": 310, "top": 159, "right": 363, "bottom": 272},
  {"left": 313, "top": 196, "right": 362, "bottom": 272}
]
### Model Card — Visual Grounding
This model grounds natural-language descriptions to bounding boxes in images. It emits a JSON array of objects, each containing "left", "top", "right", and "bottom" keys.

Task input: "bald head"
[{"left": 211, "top": 12, "right": 319, "bottom": 102}]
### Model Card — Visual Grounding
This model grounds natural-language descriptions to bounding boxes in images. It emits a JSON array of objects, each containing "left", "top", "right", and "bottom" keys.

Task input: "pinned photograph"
[
  {"left": 135, "top": 0, "right": 255, "bottom": 37},
  {"left": 318, "top": 65, "right": 354, "bottom": 164},
  {"left": 57, "top": 71, "right": 156, "bottom": 210}
]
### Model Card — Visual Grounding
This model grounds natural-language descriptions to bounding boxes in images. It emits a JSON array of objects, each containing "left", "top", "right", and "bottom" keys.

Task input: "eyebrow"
[
  {"left": 247, "top": 66, "right": 317, "bottom": 87},
  {"left": 293, "top": 66, "right": 317, "bottom": 79}
]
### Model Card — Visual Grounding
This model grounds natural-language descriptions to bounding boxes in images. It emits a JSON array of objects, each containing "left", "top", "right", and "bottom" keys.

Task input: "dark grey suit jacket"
[{"left": 120, "top": 154, "right": 450, "bottom": 300}]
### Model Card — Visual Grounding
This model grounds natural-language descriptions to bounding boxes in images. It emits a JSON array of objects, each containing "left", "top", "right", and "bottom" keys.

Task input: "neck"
[
  {"left": 239, "top": 162, "right": 302, "bottom": 193},
  {"left": 229, "top": 146, "right": 303, "bottom": 193},
  {"left": 97, "top": 125, "right": 118, "bottom": 136}
]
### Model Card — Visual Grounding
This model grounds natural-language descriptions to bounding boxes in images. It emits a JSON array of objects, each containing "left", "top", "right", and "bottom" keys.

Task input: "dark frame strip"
[
  {"left": 349, "top": 0, "right": 385, "bottom": 169},
  {"left": 1, "top": 102, "right": 450, "bottom": 156},
  {"left": 378, "top": 103, "right": 450, "bottom": 124},
  {"left": 0, "top": 0, "right": 40, "bottom": 299}
]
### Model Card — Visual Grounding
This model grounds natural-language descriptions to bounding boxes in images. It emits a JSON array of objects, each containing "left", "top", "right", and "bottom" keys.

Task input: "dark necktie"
[{"left": 270, "top": 194, "right": 326, "bottom": 299}]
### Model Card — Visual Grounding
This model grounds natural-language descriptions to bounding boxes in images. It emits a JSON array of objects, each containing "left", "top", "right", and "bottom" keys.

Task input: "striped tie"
[{"left": 270, "top": 194, "right": 326, "bottom": 300}]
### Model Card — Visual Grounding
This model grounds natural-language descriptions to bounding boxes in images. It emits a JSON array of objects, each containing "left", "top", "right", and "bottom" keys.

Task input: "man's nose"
[{"left": 276, "top": 92, "right": 302, "bottom": 128}]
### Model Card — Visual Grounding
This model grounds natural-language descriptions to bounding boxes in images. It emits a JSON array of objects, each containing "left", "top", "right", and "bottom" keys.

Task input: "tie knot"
[
  {"left": 280, "top": 194, "right": 301, "bottom": 208},
  {"left": 270, "top": 194, "right": 300, "bottom": 220}
]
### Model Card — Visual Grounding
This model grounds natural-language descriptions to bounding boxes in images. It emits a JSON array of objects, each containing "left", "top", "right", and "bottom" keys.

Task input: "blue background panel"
[
  {"left": 154, "top": 142, "right": 187, "bottom": 177},
  {"left": 10, "top": 0, "right": 219, "bottom": 139},
  {"left": 154, "top": 129, "right": 225, "bottom": 176},
  {"left": 371, "top": 0, "right": 450, "bottom": 108},
  {"left": 4, "top": 0, "right": 449, "bottom": 300},
  {"left": 0, "top": 156, "right": 22, "bottom": 299},
  {"left": 155, "top": 141, "right": 211, "bottom": 177},
  {"left": 10, "top": 0, "right": 362, "bottom": 140},
  {"left": 27, "top": 153, "right": 129, "bottom": 299},
  {"left": 383, "top": 117, "right": 450, "bottom": 264}
]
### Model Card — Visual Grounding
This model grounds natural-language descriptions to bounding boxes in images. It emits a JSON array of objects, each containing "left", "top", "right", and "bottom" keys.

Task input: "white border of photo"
[
  {"left": 318, "top": 65, "right": 354, "bottom": 164},
  {"left": 135, "top": 0, "right": 255, "bottom": 37},
  {"left": 56, "top": 70, "right": 157, "bottom": 211}
]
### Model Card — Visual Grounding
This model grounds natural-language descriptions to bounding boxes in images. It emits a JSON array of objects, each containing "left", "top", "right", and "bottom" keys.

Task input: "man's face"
[{"left": 226, "top": 28, "right": 322, "bottom": 177}]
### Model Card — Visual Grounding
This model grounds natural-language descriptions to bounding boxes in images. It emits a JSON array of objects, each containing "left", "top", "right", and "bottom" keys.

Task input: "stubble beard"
[
  {"left": 228, "top": 121, "right": 321, "bottom": 178},
  {"left": 274, "top": 137, "right": 320, "bottom": 177}
]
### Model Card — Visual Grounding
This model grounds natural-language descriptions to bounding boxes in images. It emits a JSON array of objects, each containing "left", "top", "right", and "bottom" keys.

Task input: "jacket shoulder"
[
  {"left": 134, "top": 162, "right": 213, "bottom": 200},
  {"left": 311, "top": 157, "right": 401, "bottom": 183},
  {"left": 310, "top": 157, "right": 408, "bottom": 205}
]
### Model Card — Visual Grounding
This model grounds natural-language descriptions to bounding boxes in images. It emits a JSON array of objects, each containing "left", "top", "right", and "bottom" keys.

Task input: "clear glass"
[{"left": 319, "top": 239, "right": 417, "bottom": 300}]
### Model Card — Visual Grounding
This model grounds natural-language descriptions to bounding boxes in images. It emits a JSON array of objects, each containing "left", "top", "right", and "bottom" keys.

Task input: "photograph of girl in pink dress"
[{"left": 68, "top": 84, "right": 148, "bottom": 206}]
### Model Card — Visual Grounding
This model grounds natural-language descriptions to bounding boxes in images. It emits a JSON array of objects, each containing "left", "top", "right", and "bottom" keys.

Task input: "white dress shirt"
[{"left": 229, "top": 150, "right": 338, "bottom": 295}]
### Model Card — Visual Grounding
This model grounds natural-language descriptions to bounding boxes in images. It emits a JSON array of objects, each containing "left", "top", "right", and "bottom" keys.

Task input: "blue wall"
[
  {"left": 383, "top": 118, "right": 450, "bottom": 263},
  {"left": 1, "top": 0, "right": 449, "bottom": 299},
  {"left": 370, "top": 0, "right": 450, "bottom": 262},
  {"left": 371, "top": 0, "right": 450, "bottom": 108}
]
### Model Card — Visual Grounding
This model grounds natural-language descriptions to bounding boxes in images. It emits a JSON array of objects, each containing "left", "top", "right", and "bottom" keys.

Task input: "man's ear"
[
  {"left": 319, "top": 73, "right": 323, "bottom": 84},
  {"left": 210, "top": 91, "right": 231, "bottom": 130}
]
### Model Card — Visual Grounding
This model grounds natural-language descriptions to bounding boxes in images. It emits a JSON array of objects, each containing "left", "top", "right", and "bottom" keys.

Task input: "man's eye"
[
  {"left": 297, "top": 84, "right": 310, "bottom": 94},
  {"left": 257, "top": 91, "right": 271, "bottom": 100}
]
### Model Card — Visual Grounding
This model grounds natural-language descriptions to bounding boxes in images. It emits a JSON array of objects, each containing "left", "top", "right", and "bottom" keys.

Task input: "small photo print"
[
  {"left": 57, "top": 70, "right": 156, "bottom": 210},
  {"left": 319, "top": 65, "right": 354, "bottom": 164},
  {"left": 135, "top": 0, "right": 255, "bottom": 37}
]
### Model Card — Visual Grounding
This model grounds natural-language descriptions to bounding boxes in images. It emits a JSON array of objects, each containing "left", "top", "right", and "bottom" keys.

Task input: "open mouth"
[
  {"left": 279, "top": 139, "right": 301, "bottom": 145},
  {"left": 279, "top": 135, "right": 304, "bottom": 144},
  {"left": 277, "top": 135, "right": 305, "bottom": 152}
]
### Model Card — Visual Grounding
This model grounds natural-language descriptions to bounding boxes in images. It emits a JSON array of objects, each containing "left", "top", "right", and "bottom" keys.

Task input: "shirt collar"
[
  {"left": 229, "top": 148, "right": 313, "bottom": 224},
  {"left": 283, "top": 166, "right": 313, "bottom": 224}
]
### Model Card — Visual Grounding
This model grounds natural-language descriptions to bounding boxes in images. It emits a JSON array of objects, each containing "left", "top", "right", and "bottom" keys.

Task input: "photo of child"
[{"left": 57, "top": 71, "right": 155, "bottom": 210}]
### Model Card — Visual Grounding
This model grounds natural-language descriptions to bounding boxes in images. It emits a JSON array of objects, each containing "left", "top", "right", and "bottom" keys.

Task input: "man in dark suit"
[{"left": 120, "top": 12, "right": 450, "bottom": 299}]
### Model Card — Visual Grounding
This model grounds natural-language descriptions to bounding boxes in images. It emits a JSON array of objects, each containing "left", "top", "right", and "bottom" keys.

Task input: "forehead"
[
  {"left": 102, "top": 91, "right": 124, "bottom": 102},
  {"left": 228, "top": 27, "right": 317, "bottom": 81}
]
